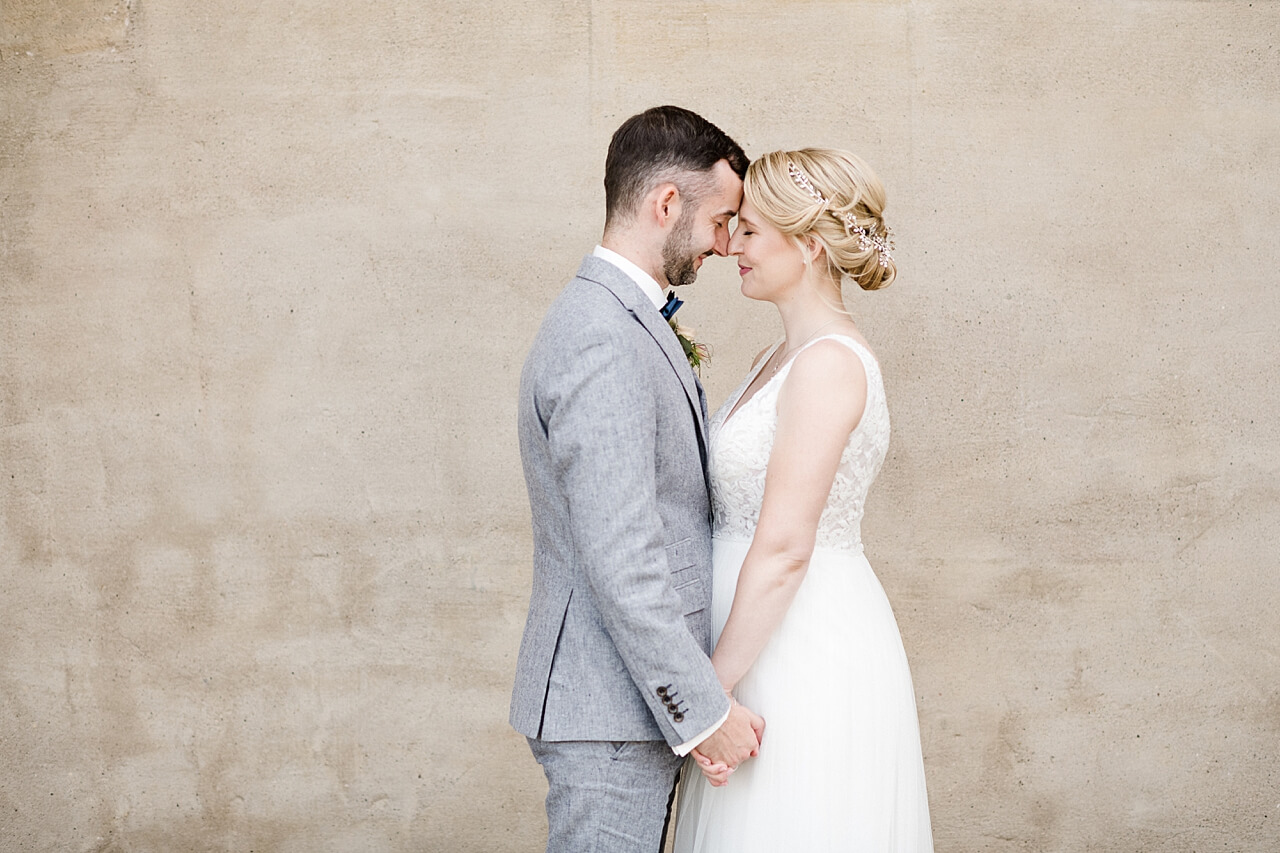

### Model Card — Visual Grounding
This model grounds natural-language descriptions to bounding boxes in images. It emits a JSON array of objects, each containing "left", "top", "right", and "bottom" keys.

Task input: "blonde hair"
[{"left": 744, "top": 148, "right": 896, "bottom": 291}]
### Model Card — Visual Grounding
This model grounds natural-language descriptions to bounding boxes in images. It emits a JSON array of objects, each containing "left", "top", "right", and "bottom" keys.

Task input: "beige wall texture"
[{"left": 2, "top": 1, "right": 1277, "bottom": 850}]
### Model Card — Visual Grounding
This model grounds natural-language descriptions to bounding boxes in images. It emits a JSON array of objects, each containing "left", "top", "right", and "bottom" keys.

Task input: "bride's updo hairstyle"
[{"left": 744, "top": 148, "right": 896, "bottom": 291}]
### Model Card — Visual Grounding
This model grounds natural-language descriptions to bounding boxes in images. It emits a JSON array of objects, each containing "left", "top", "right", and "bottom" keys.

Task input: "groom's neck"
[{"left": 600, "top": 232, "right": 667, "bottom": 288}]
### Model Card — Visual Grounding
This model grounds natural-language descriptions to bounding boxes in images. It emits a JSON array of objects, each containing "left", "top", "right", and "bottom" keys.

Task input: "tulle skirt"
[{"left": 672, "top": 537, "right": 933, "bottom": 852}]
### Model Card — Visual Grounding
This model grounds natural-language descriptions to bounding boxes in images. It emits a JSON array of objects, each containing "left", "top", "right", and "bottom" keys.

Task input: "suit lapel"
[
  {"left": 575, "top": 256, "right": 711, "bottom": 478},
  {"left": 693, "top": 373, "right": 710, "bottom": 493},
  {"left": 632, "top": 300, "right": 712, "bottom": 476}
]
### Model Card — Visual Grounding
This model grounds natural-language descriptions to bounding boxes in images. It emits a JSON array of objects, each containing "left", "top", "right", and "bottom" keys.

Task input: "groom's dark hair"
[{"left": 604, "top": 106, "right": 748, "bottom": 230}]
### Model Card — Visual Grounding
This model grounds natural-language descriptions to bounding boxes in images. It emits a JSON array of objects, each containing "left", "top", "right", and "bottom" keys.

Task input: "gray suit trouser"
[{"left": 528, "top": 737, "right": 685, "bottom": 852}]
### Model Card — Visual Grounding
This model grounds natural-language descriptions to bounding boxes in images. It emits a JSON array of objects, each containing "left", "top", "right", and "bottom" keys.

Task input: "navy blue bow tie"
[{"left": 660, "top": 291, "right": 683, "bottom": 321}]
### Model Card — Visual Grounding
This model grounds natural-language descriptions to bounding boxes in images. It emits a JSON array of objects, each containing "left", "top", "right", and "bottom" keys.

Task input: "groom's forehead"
[
  {"left": 709, "top": 170, "right": 744, "bottom": 218},
  {"left": 715, "top": 191, "right": 743, "bottom": 219}
]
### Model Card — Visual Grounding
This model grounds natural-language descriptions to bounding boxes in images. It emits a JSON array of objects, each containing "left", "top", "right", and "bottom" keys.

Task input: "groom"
[{"left": 512, "top": 106, "right": 764, "bottom": 852}]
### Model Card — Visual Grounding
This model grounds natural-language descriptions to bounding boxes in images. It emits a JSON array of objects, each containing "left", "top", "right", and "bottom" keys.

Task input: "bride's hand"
[{"left": 691, "top": 747, "right": 733, "bottom": 787}]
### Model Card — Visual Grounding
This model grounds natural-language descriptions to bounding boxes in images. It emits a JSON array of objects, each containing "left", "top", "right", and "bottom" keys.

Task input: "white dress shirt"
[
  {"left": 592, "top": 245, "right": 668, "bottom": 310},
  {"left": 591, "top": 245, "right": 731, "bottom": 757}
]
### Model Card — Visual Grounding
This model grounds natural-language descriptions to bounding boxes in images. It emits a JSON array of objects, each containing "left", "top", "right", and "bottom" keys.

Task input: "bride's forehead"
[{"left": 734, "top": 198, "right": 761, "bottom": 222}]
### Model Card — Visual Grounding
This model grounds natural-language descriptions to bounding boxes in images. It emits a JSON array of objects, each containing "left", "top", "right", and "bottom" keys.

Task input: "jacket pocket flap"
[
  {"left": 672, "top": 575, "right": 707, "bottom": 615},
  {"left": 664, "top": 537, "right": 696, "bottom": 571}
]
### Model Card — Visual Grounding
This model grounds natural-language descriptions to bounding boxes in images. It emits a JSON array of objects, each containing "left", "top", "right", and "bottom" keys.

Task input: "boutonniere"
[{"left": 661, "top": 291, "right": 710, "bottom": 374}]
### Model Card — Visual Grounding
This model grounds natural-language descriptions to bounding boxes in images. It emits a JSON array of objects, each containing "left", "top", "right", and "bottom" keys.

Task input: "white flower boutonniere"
[
  {"left": 660, "top": 291, "right": 709, "bottom": 374},
  {"left": 669, "top": 317, "right": 710, "bottom": 375}
]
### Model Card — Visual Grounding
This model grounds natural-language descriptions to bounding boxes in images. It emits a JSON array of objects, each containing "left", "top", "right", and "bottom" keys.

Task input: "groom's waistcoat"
[{"left": 510, "top": 255, "right": 728, "bottom": 747}]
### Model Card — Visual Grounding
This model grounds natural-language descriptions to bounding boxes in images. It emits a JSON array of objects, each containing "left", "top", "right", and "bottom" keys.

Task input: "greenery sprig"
[{"left": 670, "top": 317, "right": 709, "bottom": 375}]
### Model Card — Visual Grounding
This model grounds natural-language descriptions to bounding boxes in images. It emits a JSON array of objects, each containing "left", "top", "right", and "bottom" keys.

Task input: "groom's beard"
[{"left": 662, "top": 212, "right": 701, "bottom": 289}]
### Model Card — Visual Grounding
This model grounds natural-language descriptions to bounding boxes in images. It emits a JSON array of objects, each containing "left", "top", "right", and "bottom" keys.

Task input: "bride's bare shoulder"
[
  {"left": 780, "top": 338, "right": 870, "bottom": 424},
  {"left": 790, "top": 338, "right": 869, "bottom": 387}
]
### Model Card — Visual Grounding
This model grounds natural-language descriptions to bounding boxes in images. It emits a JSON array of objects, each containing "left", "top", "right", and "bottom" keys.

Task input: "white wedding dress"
[{"left": 672, "top": 334, "right": 933, "bottom": 852}]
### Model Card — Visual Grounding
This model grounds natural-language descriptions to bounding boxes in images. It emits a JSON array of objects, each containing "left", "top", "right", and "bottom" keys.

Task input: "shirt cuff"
[{"left": 672, "top": 707, "right": 731, "bottom": 757}]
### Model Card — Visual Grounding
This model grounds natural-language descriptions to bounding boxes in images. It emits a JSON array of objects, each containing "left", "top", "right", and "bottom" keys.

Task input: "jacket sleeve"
[{"left": 537, "top": 319, "right": 730, "bottom": 746}]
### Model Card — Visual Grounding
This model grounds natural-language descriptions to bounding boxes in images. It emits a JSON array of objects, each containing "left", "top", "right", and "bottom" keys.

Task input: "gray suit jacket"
[{"left": 510, "top": 255, "right": 730, "bottom": 747}]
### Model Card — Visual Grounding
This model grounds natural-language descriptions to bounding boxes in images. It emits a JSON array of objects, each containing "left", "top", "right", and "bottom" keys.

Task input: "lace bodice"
[{"left": 708, "top": 334, "right": 890, "bottom": 553}]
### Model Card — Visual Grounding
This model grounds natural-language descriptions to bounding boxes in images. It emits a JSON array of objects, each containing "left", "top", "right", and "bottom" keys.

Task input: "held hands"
[
  {"left": 690, "top": 748, "right": 733, "bottom": 787},
  {"left": 690, "top": 697, "right": 765, "bottom": 787}
]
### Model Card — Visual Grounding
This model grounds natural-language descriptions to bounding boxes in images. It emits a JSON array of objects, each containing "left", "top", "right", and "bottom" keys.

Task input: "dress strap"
[
  {"left": 719, "top": 338, "right": 786, "bottom": 428},
  {"left": 752, "top": 338, "right": 786, "bottom": 381},
  {"left": 785, "top": 333, "right": 879, "bottom": 380}
]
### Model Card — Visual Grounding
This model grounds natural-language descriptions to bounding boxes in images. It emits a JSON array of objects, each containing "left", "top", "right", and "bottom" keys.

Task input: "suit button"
[
  {"left": 673, "top": 713, "right": 685, "bottom": 723},
  {"left": 656, "top": 686, "right": 669, "bottom": 698}
]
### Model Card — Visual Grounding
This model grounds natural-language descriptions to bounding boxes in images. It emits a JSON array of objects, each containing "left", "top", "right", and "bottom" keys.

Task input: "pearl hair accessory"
[{"left": 787, "top": 161, "right": 894, "bottom": 267}]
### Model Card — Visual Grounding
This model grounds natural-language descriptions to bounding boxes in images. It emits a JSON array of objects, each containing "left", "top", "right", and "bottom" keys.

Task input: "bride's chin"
[{"left": 740, "top": 279, "right": 774, "bottom": 302}]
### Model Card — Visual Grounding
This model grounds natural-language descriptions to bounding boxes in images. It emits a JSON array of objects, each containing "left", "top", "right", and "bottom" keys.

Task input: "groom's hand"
[
  {"left": 691, "top": 748, "right": 731, "bottom": 787},
  {"left": 693, "top": 698, "right": 764, "bottom": 782}
]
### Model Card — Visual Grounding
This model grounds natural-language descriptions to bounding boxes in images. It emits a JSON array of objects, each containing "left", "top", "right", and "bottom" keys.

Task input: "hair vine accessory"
[{"left": 786, "top": 160, "right": 894, "bottom": 268}]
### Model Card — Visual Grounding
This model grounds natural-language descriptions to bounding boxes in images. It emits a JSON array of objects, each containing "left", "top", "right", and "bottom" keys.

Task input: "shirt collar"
[{"left": 592, "top": 245, "right": 667, "bottom": 311}]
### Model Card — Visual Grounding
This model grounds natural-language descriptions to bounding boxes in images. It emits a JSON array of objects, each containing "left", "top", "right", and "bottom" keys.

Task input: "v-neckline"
[
  {"left": 719, "top": 333, "right": 876, "bottom": 431},
  {"left": 719, "top": 339, "right": 786, "bottom": 430}
]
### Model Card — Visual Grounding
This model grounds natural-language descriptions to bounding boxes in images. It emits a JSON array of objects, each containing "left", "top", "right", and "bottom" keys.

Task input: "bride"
[{"left": 671, "top": 149, "right": 933, "bottom": 851}]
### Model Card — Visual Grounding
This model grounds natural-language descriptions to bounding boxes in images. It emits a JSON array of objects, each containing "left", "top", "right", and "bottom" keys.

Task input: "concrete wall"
[{"left": 2, "top": 1, "right": 1277, "bottom": 850}]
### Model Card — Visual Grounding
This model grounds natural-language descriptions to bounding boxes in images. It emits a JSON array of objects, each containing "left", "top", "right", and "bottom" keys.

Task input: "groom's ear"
[{"left": 650, "top": 183, "right": 682, "bottom": 229}]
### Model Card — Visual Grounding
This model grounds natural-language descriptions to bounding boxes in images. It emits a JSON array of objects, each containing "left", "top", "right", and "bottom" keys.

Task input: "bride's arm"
[{"left": 710, "top": 339, "right": 869, "bottom": 693}]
